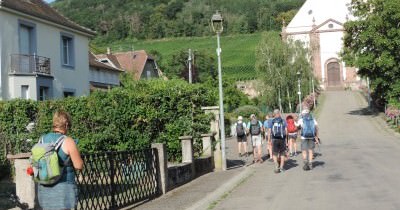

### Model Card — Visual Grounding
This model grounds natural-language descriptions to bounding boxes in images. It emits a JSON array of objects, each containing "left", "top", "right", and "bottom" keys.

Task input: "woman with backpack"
[
  {"left": 234, "top": 116, "right": 248, "bottom": 157},
  {"left": 37, "top": 110, "right": 83, "bottom": 210},
  {"left": 286, "top": 114, "right": 298, "bottom": 157}
]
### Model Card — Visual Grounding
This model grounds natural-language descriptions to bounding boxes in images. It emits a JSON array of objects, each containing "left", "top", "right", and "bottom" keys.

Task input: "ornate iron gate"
[{"left": 74, "top": 149, "right": 160, "bottom": 210}]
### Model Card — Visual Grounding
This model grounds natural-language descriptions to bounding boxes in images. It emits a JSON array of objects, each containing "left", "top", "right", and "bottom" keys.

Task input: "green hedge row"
[{"left": 0, "top": 79, "right": 216, "bottom": 176}]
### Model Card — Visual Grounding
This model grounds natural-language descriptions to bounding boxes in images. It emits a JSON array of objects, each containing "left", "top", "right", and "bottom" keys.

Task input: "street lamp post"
[
  {"left": 211, "top": 11, "right": 227, "bottom": 171},
  {"left": 297, "top": 71, "right": 302, "bottom": 114}
]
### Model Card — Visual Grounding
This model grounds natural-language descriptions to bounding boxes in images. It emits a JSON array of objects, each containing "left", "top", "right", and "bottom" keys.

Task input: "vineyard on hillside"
[{"left": 92, "top": 33, "right": 261, "bottom": 81}]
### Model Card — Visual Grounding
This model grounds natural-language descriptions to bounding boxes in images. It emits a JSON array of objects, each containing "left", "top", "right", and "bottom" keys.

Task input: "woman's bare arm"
[{"left": 63, "top": 137, "right": 84, "bottom": 170}]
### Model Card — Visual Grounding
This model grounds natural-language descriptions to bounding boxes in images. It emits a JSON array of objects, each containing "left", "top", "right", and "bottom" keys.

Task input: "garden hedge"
[{"left": 0, "top": 79, "right": 217, "bottom": 178}]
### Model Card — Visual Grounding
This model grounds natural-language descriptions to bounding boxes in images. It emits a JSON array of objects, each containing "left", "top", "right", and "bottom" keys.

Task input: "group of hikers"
[{"left": 234, "top": 108, "right": 320, "bottom": 173}]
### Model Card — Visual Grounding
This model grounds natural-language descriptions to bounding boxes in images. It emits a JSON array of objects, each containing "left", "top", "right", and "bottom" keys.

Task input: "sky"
[{"left": 45, "top": 0, "right": 55, "bottom": 3}]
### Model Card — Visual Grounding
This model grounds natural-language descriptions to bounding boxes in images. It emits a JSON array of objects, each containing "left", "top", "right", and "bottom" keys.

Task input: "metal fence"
[
  {"left": 10, "top": 54, "right": 51, "bottom": 75},
  {"left": 75, "top": 149, "right": 160, "bottom": 210}
]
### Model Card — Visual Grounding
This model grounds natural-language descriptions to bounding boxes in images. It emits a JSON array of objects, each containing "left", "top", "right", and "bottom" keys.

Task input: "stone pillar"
[
  {"left": 179, "top": 136, "right": 195, "bottom": 179},
  {"left": 151, "top": 143, "right": 168, "bottom": 194},
  {"left": 7, "top": 153, "right": 35, "bottom": 209},
  {"left": 179, "top": 136, "right": 193, "bottom": 163},
  {"left": 201, "top": 133, "right": 216, "bottom": 157},
  {"left": 201, "top": 106, "right": 222, "bottom": 170}
]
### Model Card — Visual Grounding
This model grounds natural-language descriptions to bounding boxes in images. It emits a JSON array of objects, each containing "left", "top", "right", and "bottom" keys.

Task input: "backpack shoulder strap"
[{"left": 54, "top": 135, "right": 67, "bottom": 150}]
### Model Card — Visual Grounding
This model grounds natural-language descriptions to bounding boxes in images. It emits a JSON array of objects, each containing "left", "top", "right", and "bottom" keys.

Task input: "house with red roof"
[{"left": 95, "top": 49, "right": 162, "bottom": 81}]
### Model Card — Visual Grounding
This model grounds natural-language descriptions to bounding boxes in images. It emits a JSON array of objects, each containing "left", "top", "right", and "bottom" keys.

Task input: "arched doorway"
[{"left": 327, "top": 61, "right": 341, "bottom": 86}]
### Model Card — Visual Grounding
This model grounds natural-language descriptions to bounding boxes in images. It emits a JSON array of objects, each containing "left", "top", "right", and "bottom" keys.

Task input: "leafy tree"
[
  {"left": 256, "top": 32, "right": 314, "bottom": 113},
  {"left": 342, "top": 0, "right": 400, "bottom": 108}
]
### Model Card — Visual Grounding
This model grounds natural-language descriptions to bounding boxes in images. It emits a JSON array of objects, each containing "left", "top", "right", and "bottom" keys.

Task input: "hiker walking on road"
[
  {"left": 247, "top": 114, "right": 263, "bottom": 163},
  {"left": 235, "top": 116, "right": 248, "bottom": 157},
  {"left": 263, "top": 114, "right": 273, "bottom": 161},
  {"left": 268, "top": 109, "right": 287, "bottom": 173},
  {"left": 297, "top": 109, "right": 320, "bottom": 170},
  {"left": 286, "top": 114, "right": 298, "bottom": 157}
]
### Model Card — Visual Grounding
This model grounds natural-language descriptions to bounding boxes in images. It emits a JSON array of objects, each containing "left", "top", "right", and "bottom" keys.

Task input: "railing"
[
  {"left": 10, "top": 54, "right": 51, "bottom": 75},
  {"left": 75, "top": 149, "right": 160, "bottom": 210}
]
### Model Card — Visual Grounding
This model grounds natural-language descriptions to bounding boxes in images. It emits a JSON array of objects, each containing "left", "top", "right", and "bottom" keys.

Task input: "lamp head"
[{"left": 211, "top": 11, "right": 223, "bottom": 33}]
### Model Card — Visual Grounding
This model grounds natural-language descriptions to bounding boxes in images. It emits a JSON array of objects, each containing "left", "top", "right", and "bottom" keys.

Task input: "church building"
[{"left": 281, "top": 0, "right": 360, "bottom": 89}]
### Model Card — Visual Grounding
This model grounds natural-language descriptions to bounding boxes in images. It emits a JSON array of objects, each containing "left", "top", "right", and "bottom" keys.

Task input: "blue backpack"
[
  {"left": 301, "top": 114, "right": 316, "bottom": 138},
  {"left": 271, "top": 118, "right": 284, "bottom": 139}
]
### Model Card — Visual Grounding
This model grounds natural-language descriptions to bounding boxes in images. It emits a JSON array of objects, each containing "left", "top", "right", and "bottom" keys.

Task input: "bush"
[{"left": 0, "top": 79, "right": 217, "bottom": 174}]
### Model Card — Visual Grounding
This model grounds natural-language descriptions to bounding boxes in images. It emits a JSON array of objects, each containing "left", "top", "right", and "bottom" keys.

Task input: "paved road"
[{"left": 213, "top": 91, "right": 400, "bottom": 210}]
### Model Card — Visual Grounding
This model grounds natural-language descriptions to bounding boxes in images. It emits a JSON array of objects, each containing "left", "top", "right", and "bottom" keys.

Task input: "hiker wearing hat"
[
  {"left": 234, "top": 116, "right": 248, "bottom": 157},
  {"left": 247, "top": 114, "right": 263, "bottom": 163},
  {"left": 267, "top": 109, "right": 287, "bottom": 173},
  {"left": 297, "top": 108, "right": 320, "bottom": 170}
]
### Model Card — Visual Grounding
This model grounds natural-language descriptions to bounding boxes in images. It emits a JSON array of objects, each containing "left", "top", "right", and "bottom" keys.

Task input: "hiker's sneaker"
[
  {"left": 274, "top": 168, "right": 280, "bottom": 173},
  {"left": 289, "top": 153, "right": 293, "bottom": 157},
  {"left": 280, "top": 167, "right": 285, "bottom": 172},
  {"left": 303, "top": 164, "right": 310, "bottom": 171},
  {"left": 303, "top": 161, "right": 310, "bottom": 171},
  {"left": 308, "top": 162, "right": 313, "bottom": 170}
]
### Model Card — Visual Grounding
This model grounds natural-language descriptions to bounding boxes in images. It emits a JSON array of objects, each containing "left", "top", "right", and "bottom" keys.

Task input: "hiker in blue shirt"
[{"left": 267, "top": 109, "right": 287, "bottom": 173}]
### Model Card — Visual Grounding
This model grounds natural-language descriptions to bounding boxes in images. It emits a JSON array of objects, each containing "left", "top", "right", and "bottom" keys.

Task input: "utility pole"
[{"left": 188, "top": 49, "right": 192, "bottom": 84}]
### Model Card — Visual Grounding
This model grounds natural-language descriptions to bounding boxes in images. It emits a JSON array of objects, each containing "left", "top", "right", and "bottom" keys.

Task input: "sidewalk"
[{"left": 126, "top": 136, "right": 266, "bottom": 210}]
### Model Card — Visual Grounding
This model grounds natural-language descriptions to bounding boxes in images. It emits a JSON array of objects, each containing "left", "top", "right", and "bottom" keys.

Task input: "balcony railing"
[{"left": 10, "top": 54, "right": 51, "bottom": 75}]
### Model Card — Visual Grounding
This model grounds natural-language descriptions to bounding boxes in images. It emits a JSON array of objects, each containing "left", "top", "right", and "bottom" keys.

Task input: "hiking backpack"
[
  {"left": 250, "top": 119, "right": 261, "bottom": 135},
  {"left": 236, "top": 122, "right": 245, "bottom": 136},
  {"left": 30, "top": 135, "right": 68, "bottom": 186},
  {"left": 286, "top": 116, "right": 297, "bottom": 133},
  {"left": 271, "top": 118, "right": 284, "bottom": 139},
  {"left": 301, "top": 114, "right": 316, "bottom": 138}
]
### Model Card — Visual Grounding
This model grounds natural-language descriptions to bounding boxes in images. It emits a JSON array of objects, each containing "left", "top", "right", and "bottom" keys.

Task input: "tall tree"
[
  {"left": 256, "top": 32, "right": 313, "bottom": 112},
  {"left": 342, "top": 0, "right": 400, "bottom": 107}
]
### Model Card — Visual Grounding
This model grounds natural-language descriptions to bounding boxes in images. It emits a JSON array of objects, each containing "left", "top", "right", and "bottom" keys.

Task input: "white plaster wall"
[
  {"left": 8, "top": 76, "right": 38, "bottom": 99},
  {"left": 319, "top": 31, "right": 344, "bottom": 80},
  {"left": 287, "top": 0, "right": 351, "bottom": 32},
  {"left": 0, "top": 10, "right": 90, "bottom": 100}
]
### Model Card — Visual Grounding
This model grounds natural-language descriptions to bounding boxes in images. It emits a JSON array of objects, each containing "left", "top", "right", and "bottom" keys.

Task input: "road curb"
[{"left": 186, "top": 167, "right": 254, "bottom": 210}]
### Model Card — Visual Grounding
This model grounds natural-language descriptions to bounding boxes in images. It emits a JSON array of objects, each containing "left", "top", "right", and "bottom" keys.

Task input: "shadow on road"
[
  {"left": 313, "top": 161, "right": 325, "bottom": 168},
  {"left": 348, "top": 107, "right": 378, "bottom": 116},
  {"left": 285, "top": 159, "right": 299, "bottom": 171},
  {"left": 227, "top": 159, "right": 246, "bottom": 170}
]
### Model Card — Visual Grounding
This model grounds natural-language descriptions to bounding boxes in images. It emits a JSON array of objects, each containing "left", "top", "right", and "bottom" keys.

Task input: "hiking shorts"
[
  {"left": 288, "top": 133, "right": 298, "bottom": 140},
  {"left": 237, "top": 135, "right": 247, "bottom": 143},
  {"left": 301, "top": 138, "right": 315, "bottom": 151},
  {"left": 251, "top": 135, "right": 262, "bottom": 147},
  {"left": 272, "top": 138, "right": 286, "bottom": 155}
]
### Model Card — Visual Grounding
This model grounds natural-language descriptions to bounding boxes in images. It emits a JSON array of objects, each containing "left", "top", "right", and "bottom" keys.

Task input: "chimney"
[{"left": 107, "top": 47, "right": 111, "bottom": 55}]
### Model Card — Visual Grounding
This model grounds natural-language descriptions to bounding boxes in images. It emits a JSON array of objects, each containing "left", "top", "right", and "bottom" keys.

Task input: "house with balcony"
[{"left": 0, "top": 0, "right": 96, "bottom": 100}]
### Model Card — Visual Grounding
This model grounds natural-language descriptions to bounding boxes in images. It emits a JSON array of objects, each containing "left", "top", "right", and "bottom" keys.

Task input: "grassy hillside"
[{"left": 93, "top": 33, "right": 262, "bottom": 80}]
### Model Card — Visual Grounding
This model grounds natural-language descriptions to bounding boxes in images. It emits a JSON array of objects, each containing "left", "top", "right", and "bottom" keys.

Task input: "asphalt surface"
[{"left": 212, "top": 91, "right": 400, "bottom": 210}]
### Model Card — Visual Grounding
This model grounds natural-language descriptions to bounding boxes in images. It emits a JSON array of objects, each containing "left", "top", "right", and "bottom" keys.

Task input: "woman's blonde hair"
[{"left": 53, "top": 110, "right": 71, "bottom": 131}]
